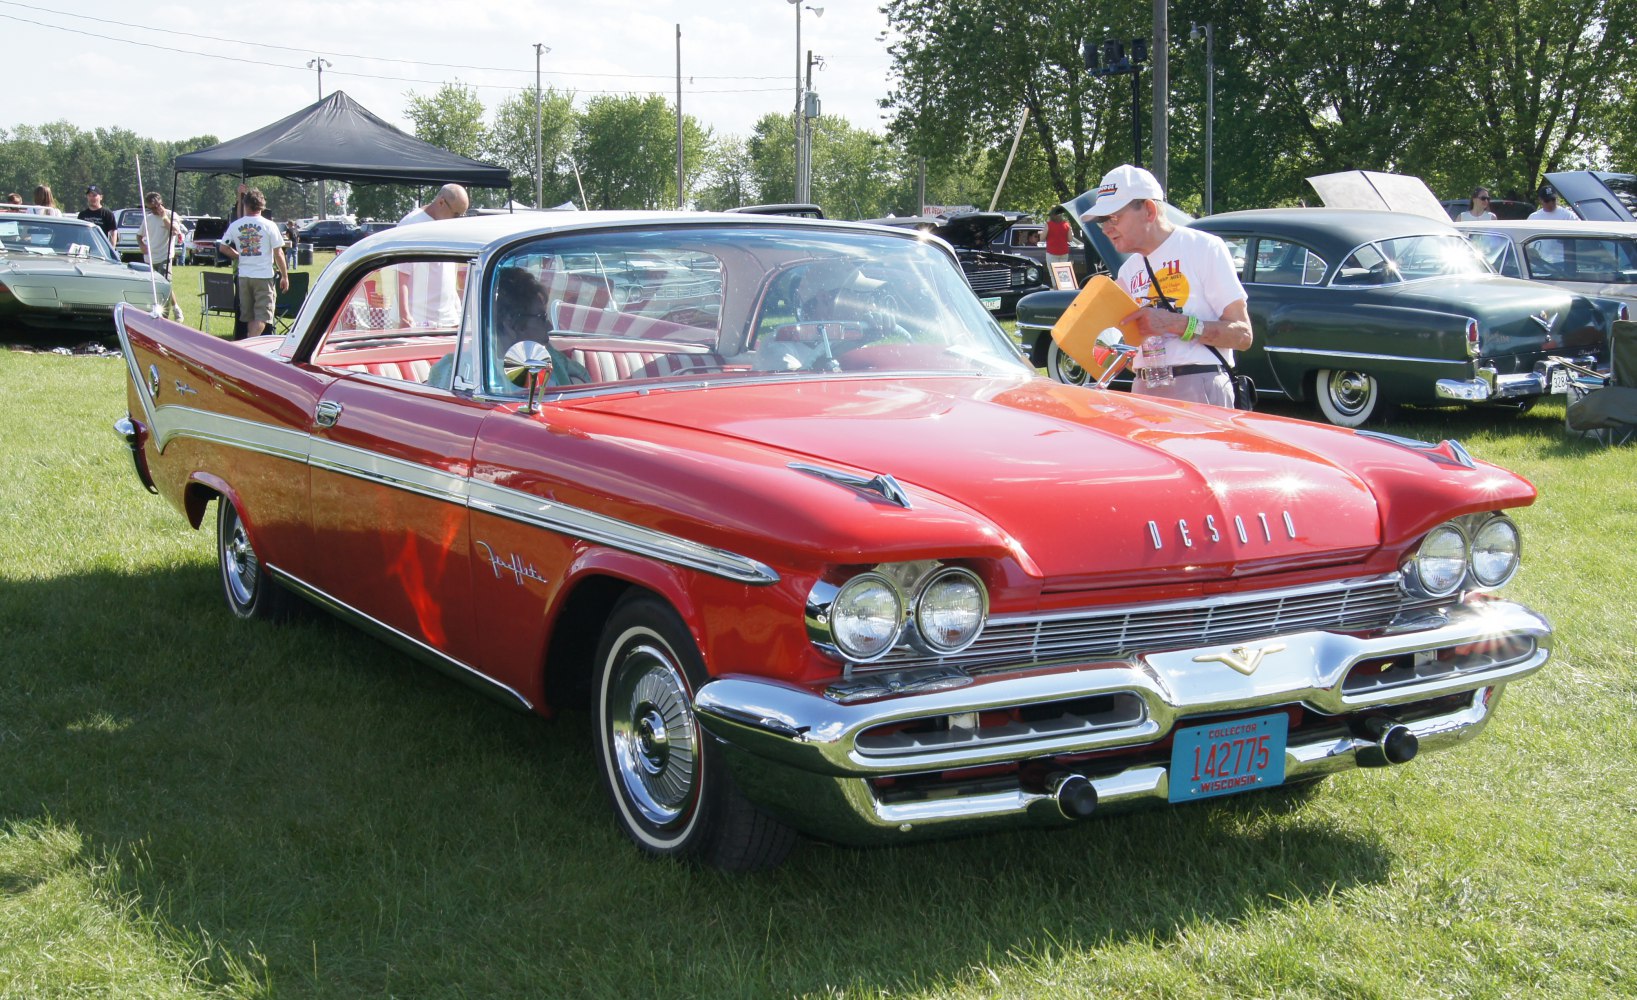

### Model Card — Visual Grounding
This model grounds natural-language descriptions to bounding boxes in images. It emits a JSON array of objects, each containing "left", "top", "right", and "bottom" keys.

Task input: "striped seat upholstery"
[
  {"left": 348, "top": 359, "right": 435, "bottom": 382},
  {"left": 566, "top": 348, "right": 720, "bottom": 384}
]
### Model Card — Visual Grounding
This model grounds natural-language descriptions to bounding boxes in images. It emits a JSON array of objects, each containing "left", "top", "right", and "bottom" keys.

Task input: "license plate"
[
  {"left": 1549, "top": 367, "right": 1568, "bottom": 394},
  {"left": 1168, "top": 713, "right": 1288, "bottom": 802},
  {"left": 981, "top": 296, "right": 1001, "bottom": 311}
]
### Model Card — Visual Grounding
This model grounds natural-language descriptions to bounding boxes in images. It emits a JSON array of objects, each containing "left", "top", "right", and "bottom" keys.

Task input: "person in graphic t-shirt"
[
  {"left": 217, "top": 188, "right": 289, "bottom": 339},
  {"left": 1080, "top": 164, "right": 1252, "bottom": 407}
]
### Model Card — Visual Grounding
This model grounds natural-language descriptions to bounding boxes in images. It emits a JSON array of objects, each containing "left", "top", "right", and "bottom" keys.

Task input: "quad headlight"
[
  {"left": 808, "top": 562, "right": 989, "bottom": 664},
  {"left": 1403, "top": 514, "right": 1521, "bottom": 598}
]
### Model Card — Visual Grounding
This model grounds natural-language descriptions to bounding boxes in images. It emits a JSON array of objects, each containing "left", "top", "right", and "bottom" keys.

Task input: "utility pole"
[
  {"left": 1084, "top": 38, "right": 1148, "bottom": 166},
  {"left": 308, "top": 57, "right": 331, "bottom": 219},
  {"left": 1192, "top": 23, "right": 1214, "bottom": 215},
  {"left": 1152, "top": 0, "right": 1167, "bottom": 189},
  {"left": 803, "top": 50, "right": 823, "bottom": 205},
  {"left": 534, "top": 43, "right": 547, "bottom": 209},
  {"left": 676, "top": 25, "right": 684, "bottom": 209}
]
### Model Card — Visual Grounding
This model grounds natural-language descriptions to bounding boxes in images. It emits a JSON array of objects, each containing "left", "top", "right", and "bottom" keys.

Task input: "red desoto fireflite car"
[{"left": 115, "top": 211, "right": 1552, "bottom": 870}]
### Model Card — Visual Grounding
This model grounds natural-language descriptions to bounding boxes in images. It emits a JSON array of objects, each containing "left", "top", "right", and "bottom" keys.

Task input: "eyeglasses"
[
  {"left": 1475, "top": 196, "right": 1490, "bottom": 202},
  {"left": 1090, "top": 202, "right": 1140, "bottom": 227}
]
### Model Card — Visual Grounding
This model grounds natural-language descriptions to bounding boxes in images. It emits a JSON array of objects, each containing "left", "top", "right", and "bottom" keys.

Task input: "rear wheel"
[
  {"left": 593, "top": 594, "right": 795, "bottom": 871},
  {"left": 216, "top": 496, "right": 293, "bottom": 621},
  {"left": 1315, "top": 368, "right": 1385, "bottom": 427},
  {"left": 1046, "top": 339, "right": 1091, "bottom": 386}
]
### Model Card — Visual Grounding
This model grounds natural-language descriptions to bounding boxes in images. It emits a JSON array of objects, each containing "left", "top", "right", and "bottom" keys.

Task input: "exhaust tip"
[
  {"left": 1049, "top": 773, "right": 1098, "bottom": 820},
  {"left": 1358, "top": 717, "right": 1419, "bottom": 766}
]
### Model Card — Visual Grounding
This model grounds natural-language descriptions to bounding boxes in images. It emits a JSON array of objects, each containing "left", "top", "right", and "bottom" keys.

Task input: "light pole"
[
  {"left": 534, "top": 43, "right": 549, "bottom": 209},
  {"left": 786, "top": 0, "right": 822, "bottom": 203},
  {"left": 308, "top": 57, "right": 331, "bottom": 219},
  {"left": 803, "top": 51, "right": 824, "bottom": 203},
  {"left": 1191, "top": 22, "right": 1214, "bottom": 215}
]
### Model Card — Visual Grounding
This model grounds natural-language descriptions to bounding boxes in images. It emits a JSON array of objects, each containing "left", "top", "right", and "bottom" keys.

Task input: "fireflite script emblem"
[
  {"left": 475, "top": 541, "right": 549, "bottom": 587},
  {"left": 1193, "top": 643, "right": 1288, "bottom": 675},
  {"left": 1148, "top": 511, "right": 1297, "bottom": 550}
]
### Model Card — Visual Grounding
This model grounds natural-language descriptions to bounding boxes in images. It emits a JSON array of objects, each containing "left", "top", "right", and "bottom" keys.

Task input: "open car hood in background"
[{"left": 1306, "top": 170, "right": 1450, "bottom": 222}]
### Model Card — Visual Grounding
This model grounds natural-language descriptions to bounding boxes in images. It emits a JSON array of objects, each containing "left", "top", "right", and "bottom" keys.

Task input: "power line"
[{"left": 0, "top": 0, "right": 784, "bottom": 81}]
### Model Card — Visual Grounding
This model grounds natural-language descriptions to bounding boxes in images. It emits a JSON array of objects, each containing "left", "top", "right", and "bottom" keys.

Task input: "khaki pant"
[{"left": 237, "top": 276, "right": 277, "bottom": 323}]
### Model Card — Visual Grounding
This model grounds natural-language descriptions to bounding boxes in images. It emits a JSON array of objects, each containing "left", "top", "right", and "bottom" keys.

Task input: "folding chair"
[
  {"left": 1564, "top": 319, "right": 1637, "bottom": 446},
  {"left": 199, "top": 271, "right": 237, "bottom": 335},
  {"left": 273, "top": 271, "right": 311, "bottom": 334}
]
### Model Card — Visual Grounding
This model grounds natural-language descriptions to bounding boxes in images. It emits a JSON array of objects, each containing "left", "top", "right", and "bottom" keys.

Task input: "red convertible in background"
[{"left": 116, "top": 212, "right": 1552, "bottom": 870}]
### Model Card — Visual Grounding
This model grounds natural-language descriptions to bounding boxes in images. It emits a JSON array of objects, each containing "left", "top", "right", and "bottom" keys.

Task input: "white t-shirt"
[
  {"left": 1115, "top": 225, "right": 1248, "bottom": 367},
  {"left": 396, "top": 206, "right": 460, "bottom": 326},
  {"left": 142, "top": 210, "right": 181, "bottom": 259},
  {"left": 1528, "top": 206, "right": 1577, "bottom": 221},
  {"left": 1457, "top": 210, "right": 1496, "bottom": 222},
  {"left": 222, "top": 214, "right": 285, "bottom": 279},
  {"left": 398, "top": 207, "right": 434, "bottom": 225}
]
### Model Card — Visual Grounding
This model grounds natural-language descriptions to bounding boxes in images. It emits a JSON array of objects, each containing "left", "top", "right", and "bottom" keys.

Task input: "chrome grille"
[
  {"left": 962, "top": 264, "right": 1015, "bottom": 293},
  {"left": 867, "top": 576, "right": 1424, "bottom": 674}
]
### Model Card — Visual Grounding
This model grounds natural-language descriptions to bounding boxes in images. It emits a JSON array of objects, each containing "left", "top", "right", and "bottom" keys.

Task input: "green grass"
[{"left": 1, "top": 347, "right": 1634, "bottom": 998}]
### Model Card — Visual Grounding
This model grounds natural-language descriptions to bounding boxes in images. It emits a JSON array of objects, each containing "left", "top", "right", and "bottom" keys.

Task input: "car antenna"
[{"left": 133, "top": 154, "right": 162, "bottom": 317}]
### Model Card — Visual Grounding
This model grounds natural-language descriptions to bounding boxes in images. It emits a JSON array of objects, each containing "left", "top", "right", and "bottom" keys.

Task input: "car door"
[
  {"left": 297, "top": 256, "right": 491, "bottom": 667},
  {"left": 1230, "top": 235, "right": 1330, "bottom": 397}
]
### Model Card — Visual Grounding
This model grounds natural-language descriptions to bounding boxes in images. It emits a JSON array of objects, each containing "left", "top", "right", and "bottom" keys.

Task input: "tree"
[
  {"left": 487, "top": 87, "right": 579, "bottom": 207},
  {"left": 405, "top": 83, "right": 488, "bottom": 160},
  {"left": 746, "top": 113, "right": 796, "bottom": 206},
  {"left": 693, "top": 135, "right": 755, "bottom": 211},
  {"left": 573, "top": 95, "right": 707, "bottom": 210}
]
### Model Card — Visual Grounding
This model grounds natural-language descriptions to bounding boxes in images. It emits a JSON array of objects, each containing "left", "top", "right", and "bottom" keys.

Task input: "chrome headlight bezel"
[
  {"left": 909, "top": 566, "right": 989, "bottom": 655},
  {"left": 807, "top": 561, "right": 990, "bottom": 665},
  {"left": 1400, "top": 513, "right": 1523, "bottom": 599},
  {"left": 1468, "top": 514, "right": 1521, "bottom": 589}
]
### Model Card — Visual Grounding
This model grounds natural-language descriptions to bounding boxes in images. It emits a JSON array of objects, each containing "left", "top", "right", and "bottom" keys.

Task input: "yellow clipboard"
[{"left": 1048, "top": 275, "right": 1142, "bottom": 376}]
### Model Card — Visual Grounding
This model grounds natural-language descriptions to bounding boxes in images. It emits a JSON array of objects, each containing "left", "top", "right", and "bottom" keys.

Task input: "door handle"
[{"left": 315, "top": 400, "right": 343, "bottom": 427}]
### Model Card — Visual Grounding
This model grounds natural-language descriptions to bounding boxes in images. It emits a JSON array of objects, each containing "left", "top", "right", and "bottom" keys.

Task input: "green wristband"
[{"left": 1183, "top": 316, "right": 1201, "bottom": 340}]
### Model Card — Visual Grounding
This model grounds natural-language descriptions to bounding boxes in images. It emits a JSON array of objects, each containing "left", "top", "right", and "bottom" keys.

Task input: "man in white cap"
[{"left": 1082, "top": 164, "right": 1252, "bottom": 406}]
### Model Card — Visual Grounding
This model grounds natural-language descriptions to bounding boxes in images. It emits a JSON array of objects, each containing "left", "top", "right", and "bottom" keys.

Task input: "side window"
[
  {"left": 1217, "top": 236, "right": 1250, "bottom": 278},
  {"left": 311, "top": 259, "right": 471, "bottom": 386},
  {"left": 1251, "top": 238, "right": 1327, "bottom": 286},
  {"left": 1524, "top": 238, "right": 1569, "bottom": 276},
  {"left": 1554, "top": 237, "right": 1632, "bottom": 283},
  {"left": 1466, "top": 233, "right": 1518, "bottom": 277}
]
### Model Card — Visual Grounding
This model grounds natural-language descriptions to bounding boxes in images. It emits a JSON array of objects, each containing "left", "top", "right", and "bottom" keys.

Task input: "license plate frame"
[
  {"left": 1168, "top": 713, "right": 1288, "bottom": 803},
  {"left": 980, "top": 296, "right": 1002, "bottom": 312},
  {"left": 1549, "top": 367, "right": 1569, "bottom": 395}
]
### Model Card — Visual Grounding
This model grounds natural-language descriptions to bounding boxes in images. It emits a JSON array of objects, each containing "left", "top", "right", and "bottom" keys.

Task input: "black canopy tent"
[{"left": 173, "top": 90, "right": 510, "bottom": 190}]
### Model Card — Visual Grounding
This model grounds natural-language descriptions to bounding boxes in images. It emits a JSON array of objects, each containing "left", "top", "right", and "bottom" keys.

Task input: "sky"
[{"left": 0, "top": 0, "right": 897, "bottom": 144}]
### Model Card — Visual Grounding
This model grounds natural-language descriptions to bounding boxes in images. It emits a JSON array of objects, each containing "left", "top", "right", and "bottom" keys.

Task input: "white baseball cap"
[{"left": 1083, "top": 164, "right": 1166, "bottom": 219}]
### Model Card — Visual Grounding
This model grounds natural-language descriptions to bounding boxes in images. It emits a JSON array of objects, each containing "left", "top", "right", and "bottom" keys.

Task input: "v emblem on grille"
[{"left": 1193, "top": 643, "right": 1287, "bottom": 675}]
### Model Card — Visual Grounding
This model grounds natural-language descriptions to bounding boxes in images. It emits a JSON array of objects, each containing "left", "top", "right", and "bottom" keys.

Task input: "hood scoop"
[{"left": 790, "top": 462, "right": 913, "bottom": 509}]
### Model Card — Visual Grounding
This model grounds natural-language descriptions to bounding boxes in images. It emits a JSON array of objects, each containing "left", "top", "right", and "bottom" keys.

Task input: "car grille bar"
[
  {"left": 864, "top": 576, "right": 1424, "bottom": 674},
  {"left": 962, "top": 265, "right": 1015, "bottom": 292}
]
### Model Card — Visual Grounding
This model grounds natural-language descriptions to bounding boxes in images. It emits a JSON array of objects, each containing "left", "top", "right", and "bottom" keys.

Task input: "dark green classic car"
[{"left": 1017, "top": 208, "right": 1615, "bottom": 426}]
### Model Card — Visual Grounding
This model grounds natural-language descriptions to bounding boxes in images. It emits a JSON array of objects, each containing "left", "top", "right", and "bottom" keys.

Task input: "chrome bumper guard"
[
  {"left": 114, "top": 414, "right": 157, "bottom": 494},
  {"left": 695, "top": 599, "right": 1550, "bottom": 844}
]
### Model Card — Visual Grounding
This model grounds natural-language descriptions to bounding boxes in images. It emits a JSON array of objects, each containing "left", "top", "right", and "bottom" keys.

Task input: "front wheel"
[
  {"left": 593, "top": 594, "right": 795, "bottom": 871},
  {"left": 1046, "top": 339, "right": 1091, "bottom": 386},
  {"left": 216, "top": 496, "right": 293, "bottom": 620},
  {"left": 1315, "top": 368, "right": 1385, "bottom": 427}
]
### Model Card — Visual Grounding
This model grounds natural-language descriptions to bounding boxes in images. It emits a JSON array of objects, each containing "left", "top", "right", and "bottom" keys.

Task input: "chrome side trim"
[
  {"left": 1261, "top": 345, "right": 1470, "bottom": 366},
  {"left": 309, "top": 437, "right": 471, "bottom": 506},
  {"left": 271, "top": 565, "right": 534, "bottom": 712},
  {"left": 468, "top": 479, "right": 779, "bottom": 586}
]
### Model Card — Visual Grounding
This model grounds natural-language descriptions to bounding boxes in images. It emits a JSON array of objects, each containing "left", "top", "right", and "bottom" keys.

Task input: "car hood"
[
  {"left": 0, "top": 254, "right": 167, "bottom": 297},
  {"left": 935, "top": 212, "right": 1015, "bottom": 248},
  {"left": 567, "top": 375, "right": 1424, "bottom": 585}
]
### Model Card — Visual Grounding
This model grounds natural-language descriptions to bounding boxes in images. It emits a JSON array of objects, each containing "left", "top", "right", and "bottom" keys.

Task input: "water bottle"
[{"left": 1139, "top": 335, "right": 1174, "bottom": 388}]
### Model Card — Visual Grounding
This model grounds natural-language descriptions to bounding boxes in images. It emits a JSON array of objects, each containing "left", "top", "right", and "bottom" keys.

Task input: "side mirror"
[{"left": 503, "top": 340, "right": 554, "bottom": 414}]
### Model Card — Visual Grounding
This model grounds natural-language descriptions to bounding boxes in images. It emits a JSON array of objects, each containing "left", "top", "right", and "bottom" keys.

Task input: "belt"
[{"left": 1170, "top": 364, "right": 1226, "bottom": 377}]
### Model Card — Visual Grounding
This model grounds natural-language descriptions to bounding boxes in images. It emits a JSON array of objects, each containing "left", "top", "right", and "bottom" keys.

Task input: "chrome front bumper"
[{"left": 695, "top": 599, "right": 1551, "bottom": 845}]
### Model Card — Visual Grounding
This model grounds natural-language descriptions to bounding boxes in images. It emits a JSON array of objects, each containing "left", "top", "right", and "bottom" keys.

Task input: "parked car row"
[
  {"left": 1016, "top": 198, "right": 1620, "bottom": 426},
  {"left": 0, "top": 214, "right": 171, "bottom": 334},
  {"left": 114, "top": 209, "right": 1554, "bottom": 871}
]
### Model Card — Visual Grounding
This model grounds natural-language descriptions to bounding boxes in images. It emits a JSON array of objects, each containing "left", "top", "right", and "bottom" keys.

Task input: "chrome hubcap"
[
  {"left": 1053, "top": 346, "right": 1088, "bottom": 385},
  {"left": 223, "top": 516, "right": 259, "bottom": 606},
  {"left": 1329, "top": 371, "right": 1372, "bottom": 414},
  {"left": 608, "top": 644, "right": 698, "bottom": 827}
]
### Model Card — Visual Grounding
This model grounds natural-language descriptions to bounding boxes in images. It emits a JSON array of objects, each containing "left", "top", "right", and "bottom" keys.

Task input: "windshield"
[
  {"left": 117, "top": 209, "right": 145, "bottom": 228},
  {"left": 0, "top": 217, "right": 117, "bottom": 261},
  {"left": 479, "top": 224, "right": 1031, "bottom": 397}
]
